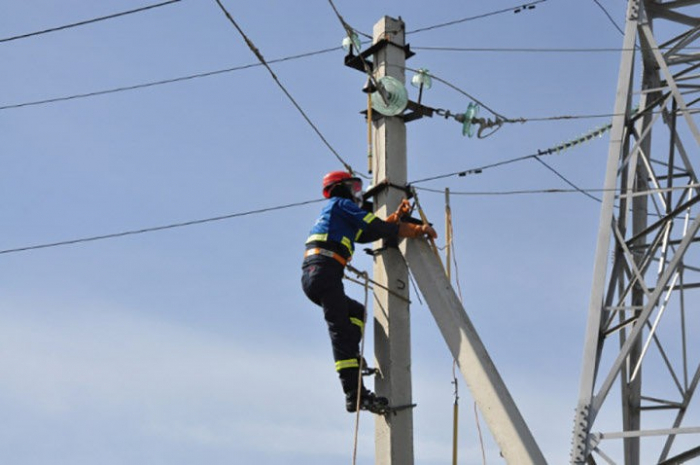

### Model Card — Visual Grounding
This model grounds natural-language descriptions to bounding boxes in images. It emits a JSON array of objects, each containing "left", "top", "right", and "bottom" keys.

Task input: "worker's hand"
[
  {"left": 385, "top": 199, "right": 413, "bottom": 224},
  {"left": 398, "top": 222, "right": 438, "bottom": 239},
  {"left": 395, "top": 199, "right": 412, "bottom": 217},
  {"left": 422, "top": 224, "right": 438, "bottom": 239}
]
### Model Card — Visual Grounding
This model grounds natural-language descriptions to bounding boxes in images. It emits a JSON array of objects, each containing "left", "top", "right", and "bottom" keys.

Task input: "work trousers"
[{"left": 301, "top": 259, "right": 366, "bottom": 395}]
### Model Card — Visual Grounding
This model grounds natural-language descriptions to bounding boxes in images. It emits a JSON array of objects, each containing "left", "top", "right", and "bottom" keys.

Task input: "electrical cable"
[
  {"left": 410, "top": 153, "right": 537, "bottom": 185},
  {"left": 0, "top": 0, "right": 182, "bottom": 44},
  {"left": 406, "top": 0, "right": 546, "bottom": 35},
  {"left": 409, "top": 149, "right": 602, "bottom": 203},
  {"left": 413, "top": 46, "right": 647, "bottom": 53},
  {"left": 400, "top": 65, "right": 510, "bottom": 121},
  {"left": 397, "top": 64, "right": 689, "bottom": 126},
  {"left": 0, "top": 198, "right": 325, "bottom": 256},
  {"left": 216, "top": 1, "right": 357, "bottom": 175},
  {"left": 591, "top": 0, "right": 625, "bottom": 36},
  {"left": 533, "top": 155, "right": 602, "bottom": 202},
  {"left": 326, "top": 0, "right": 371, "bottom": 39},
  {"left": 416, "top": 186, "right": 610, "bottom": 197},
  {"left": 0, "top": 46, "right": 341, "bottom": 111},
  {"left": 397, "top": 64, "right": 644, "bottom": 130},
  {"left": 326, "top": 0, "right": 389, "bottom": 114}
]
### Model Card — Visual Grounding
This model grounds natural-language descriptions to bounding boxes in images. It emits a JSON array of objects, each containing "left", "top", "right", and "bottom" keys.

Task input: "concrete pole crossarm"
[{"left": 401, "top": 238, "right": 547, "bottom": 465}]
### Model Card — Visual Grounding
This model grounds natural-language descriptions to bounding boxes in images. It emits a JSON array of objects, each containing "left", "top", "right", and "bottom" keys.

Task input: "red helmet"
[{"left": 322, "top": 171, "right": 361, "bottom": 199}]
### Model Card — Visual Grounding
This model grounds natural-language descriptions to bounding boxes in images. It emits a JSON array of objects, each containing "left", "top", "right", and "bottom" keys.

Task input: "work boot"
[{"left": 346, "top": 388, "right": 389, "bottom": 414}]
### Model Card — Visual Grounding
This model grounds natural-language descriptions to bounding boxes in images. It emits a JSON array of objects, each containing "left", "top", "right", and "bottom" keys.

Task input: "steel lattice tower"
[{"left": 571, "top": 1, "right": 700, "bottom": 464}]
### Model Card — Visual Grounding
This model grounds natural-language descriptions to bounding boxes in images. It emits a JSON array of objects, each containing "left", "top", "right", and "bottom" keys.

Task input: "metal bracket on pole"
[
  {"left": 363, "top": 178, "right": 413, "bottom": 200},
  {"left": 343, "top": 38, "right": 415, "bottom": 73}
]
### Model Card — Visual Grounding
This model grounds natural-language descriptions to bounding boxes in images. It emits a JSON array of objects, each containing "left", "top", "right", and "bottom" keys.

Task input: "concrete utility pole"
[
  {"left": 370, "top": 16, "right": 414, "bottom": 465},
  {"left": 571, "top": 1, "right": 700, "bottom": 463},
  {"left": 362, "top": 15, "right": 546, "bottom": 465}
]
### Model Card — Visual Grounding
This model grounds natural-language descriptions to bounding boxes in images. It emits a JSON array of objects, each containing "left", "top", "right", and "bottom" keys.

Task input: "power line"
[
  {"left": 415, "top": 186, "right": 609, "bottom": 196},
  {"left": 0, "top": 46, "right": 340, "bottom": 111},
  {"left": 411, "top": 152, "right": 601, "bottom": 203},
  {"left": 0, "top": 0, "right": 182, "bottom": 44},
  {"left": 416, "top": 184, "right": 700, "bottom": 197},
  {"left": 533, "top": 155, "right": 601, "bottom": 202},
  {"left": 409, "top": 144, "right": 603, "bottom": 203},
  {"left": 401, "top": 65, "right": 509, "bottom": 121},
  {"left": 406, "top": 0, "right": 547, "bottom": 35},
  {"left": 213, "top": 0, "right": 357, "bottom": 176},
  {"left": 397, "top": 65, "right": 629, "bottom": 127},
  {"left": 591, "top": 0, "right": 625, "bottom": 36},
  {"left": 0, "top": 198, "right": 325, "bottom": 256},
  {"left": 410, "top": 153, "right": 537, "bottom": 185},
  {"left": 413, "top": 46, "right": 642, "bottom": 53},
  {"left": 326, "top": 0, "right": 371, "bottom": 40}
]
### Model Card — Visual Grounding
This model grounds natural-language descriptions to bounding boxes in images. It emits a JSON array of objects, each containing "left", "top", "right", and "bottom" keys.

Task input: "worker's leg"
[
  {"left": 320, "top": 282, "right": 365, "bottom": 395},
  {"left": 302, "top": 262, "right": 387, "bottom": 413},
  {"left": 301, "top": 262, "right": 364, "bottom": 394}
]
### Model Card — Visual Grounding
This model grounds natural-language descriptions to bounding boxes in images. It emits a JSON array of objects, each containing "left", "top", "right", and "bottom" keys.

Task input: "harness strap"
[{"left": 304, "top": 248, "right": 347, "bottom": 266}]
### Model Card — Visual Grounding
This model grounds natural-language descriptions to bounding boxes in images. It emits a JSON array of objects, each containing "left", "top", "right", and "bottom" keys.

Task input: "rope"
[
  {"left": 444, "top": 192, "right": 486, "bottom": 463},
  {"left": 452, "top": 360, "right": 459, "bottom": 465},
  {"left": 410, "top": 187, "right": 445, "bottom": 269},
  {"left": 445, "top": 190, "right": 460, "bottom": 465},
  {"left": 351, "top": 270, "right": 370, "bottom": 465},
  {"left": 367, "top": 92, "right": 373, "bottom": 173},
  {"left": 475, "top": 402, "right": 487, "bottom": 465}
]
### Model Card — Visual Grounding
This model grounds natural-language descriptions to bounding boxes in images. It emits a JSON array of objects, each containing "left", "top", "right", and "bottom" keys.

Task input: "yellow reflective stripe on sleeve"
[
  {"left": 306, "top": 233, "right": 328, "bottom": 244},
  {"left": 350, "top": 317, "right": 364, "bottom": 332},
  {"left": 363, "top": 212, "right": 376, "bottom": 223},
  {"left": 355, "top": 229, "right": 364, "bottom": 241},
  {"left": 335, "top": 359, "right": 359, "bottom": 371},
  {"left": 341, "top": 236, "right": 353, "bottom": 254}
]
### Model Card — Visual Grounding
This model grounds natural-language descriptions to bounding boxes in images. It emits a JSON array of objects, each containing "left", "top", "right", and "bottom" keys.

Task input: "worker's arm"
[
  {"left": 355, "top": 198, "right": 410, "bottom": 243},
  {"left": 356, "top": 216, "right": 437, "bottom": 243},
  {"left": 356, "top": 217, "right": 399, "bottom": 243}
]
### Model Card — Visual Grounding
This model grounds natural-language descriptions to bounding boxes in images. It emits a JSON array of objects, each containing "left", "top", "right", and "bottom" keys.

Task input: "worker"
[{"left": 301, "top": 170, "right": 437, "bottom": 414}]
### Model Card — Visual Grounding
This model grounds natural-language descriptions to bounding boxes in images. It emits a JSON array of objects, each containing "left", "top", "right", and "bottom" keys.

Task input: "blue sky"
[{"left": 1, "top": 1, "right": 630, "bottom": 463}]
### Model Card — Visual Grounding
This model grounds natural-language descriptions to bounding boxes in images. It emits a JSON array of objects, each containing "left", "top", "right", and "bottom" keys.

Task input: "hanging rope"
[
  {"left": 444, "top": 189, "right": 460, "bottom": 465},
  {"left": 351, "top": 269, "right": 370, "bottom": 465},
  {"left": 367, "top": 92, "right": 373, "bottom": 173},
  {"left": 452, "top": 360, "right": 459, "bottom": 465},
  {"left": 443, "top": 190, "right": 487, "bottom": 464},
  {"left": 475, "top": 402, "right": 487, "bottom": 465},
  {"left": 411, "top": 187, "right": 446, "bottom": 271}
]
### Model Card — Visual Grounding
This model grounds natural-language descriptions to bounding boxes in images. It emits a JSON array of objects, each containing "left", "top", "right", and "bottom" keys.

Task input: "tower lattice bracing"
[{"left": 572, "top": 1, "right": 700, "bottom": 463}]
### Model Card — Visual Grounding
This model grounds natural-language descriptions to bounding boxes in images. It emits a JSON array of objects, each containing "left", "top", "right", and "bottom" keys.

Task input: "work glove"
[
  {"left": 398, "top": 222, "right": 438, "bottom": 239},
  {"left": 385, "top": 199, "right": 412, "bottom": 224}
]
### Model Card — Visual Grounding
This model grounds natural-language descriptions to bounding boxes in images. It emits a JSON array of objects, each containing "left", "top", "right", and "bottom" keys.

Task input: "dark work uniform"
[{"left": 301, "top": 196, "right": 399, "bottom": 396}]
